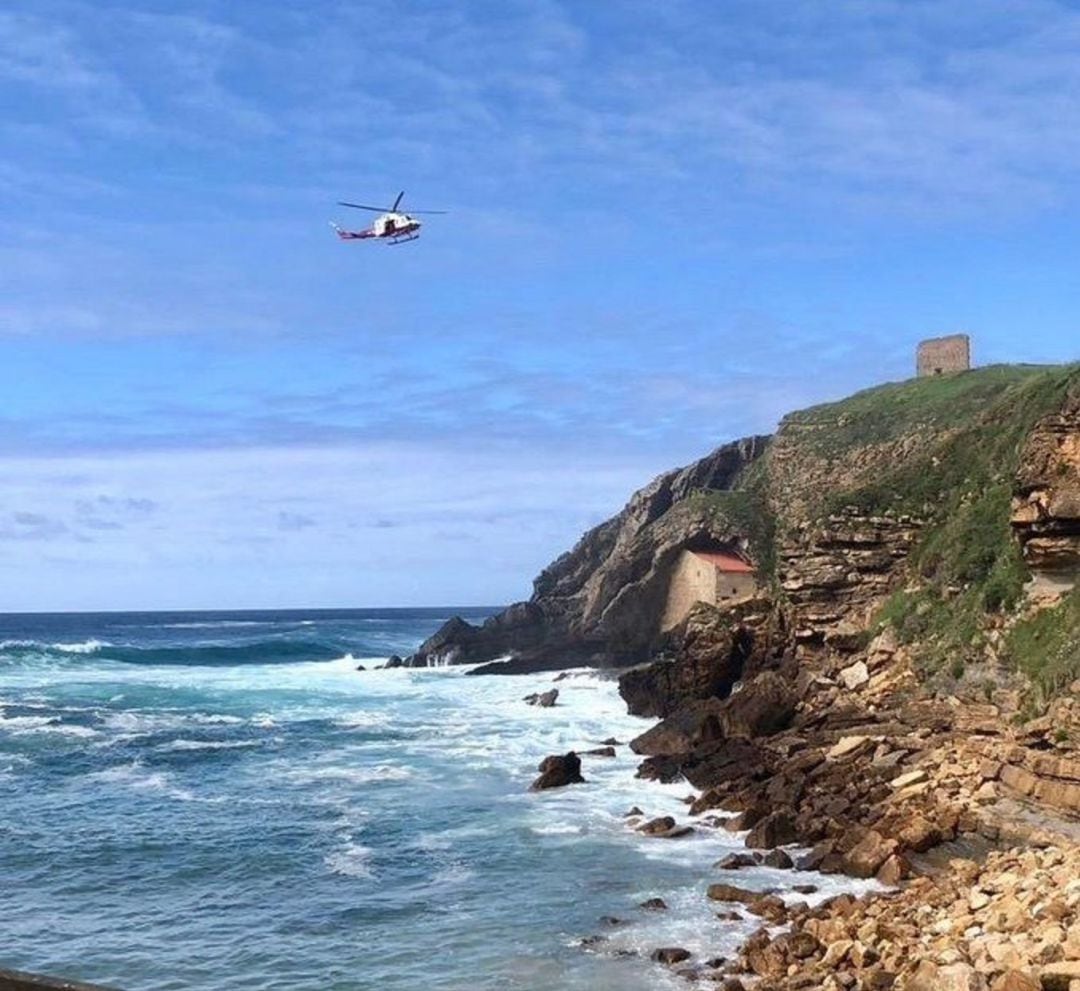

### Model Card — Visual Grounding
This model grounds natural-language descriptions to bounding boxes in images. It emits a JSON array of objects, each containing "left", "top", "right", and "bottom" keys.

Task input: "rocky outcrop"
[
  {"left": 0, "top": 970, "right": 120, "bottom": 991},
  {"left": 1012, "top": 386, "right": 1080, "bottom": 576},
  {"left": 629, "top": 671, "right": 797, "bottom": 757},
  {"left": 779, "top": 509, "right": 921, "bottom": 651},
  {"left": 409, "top": 435, "right": 769, "bottom": 668},
  {"left": 998, "top": 750, "right": 1080, "bottom": 815},
  {"left": 523, "top": 689, "right": 559, "bottom": 707},
  {"left": 618, "top": 599, "right": 771, "bottom": 717}
]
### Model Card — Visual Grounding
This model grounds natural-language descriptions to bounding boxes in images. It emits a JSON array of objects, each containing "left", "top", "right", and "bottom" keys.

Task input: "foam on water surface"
[{"left": 0, "top": 609, "right": 870, "bottom": 991}]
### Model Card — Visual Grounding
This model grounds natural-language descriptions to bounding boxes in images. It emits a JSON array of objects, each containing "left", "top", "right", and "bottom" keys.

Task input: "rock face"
[
  {"left": 1012, "top": 384, "right": 1080, "bottom": 576},
  {"left": 778, "top": 510, "right": 921, "bottom": 652},
  {"left": 618, "top": 599, "right": 772, "bottom": 717},
  {"left": 407, "top": 436, "right": 769, "bottom": 668}
]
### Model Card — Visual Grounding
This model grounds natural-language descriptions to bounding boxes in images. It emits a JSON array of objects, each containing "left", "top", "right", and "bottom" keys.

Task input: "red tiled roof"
[{"left": 690, "top": 551, "right": 755, "bottom": 573}]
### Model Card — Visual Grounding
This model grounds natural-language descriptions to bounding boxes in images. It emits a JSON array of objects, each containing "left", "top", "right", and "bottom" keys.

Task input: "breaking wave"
[{"left": 0, "top": 638, "right": 347, "bottom": 667}]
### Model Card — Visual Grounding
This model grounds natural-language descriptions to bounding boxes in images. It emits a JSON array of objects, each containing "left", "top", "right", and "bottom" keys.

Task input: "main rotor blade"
[
  {"left": 392, "top": 191, "right": 405, "bottom": 211},
  {"left": 338, "top": 201, "right": 386, "bottom": 212}
]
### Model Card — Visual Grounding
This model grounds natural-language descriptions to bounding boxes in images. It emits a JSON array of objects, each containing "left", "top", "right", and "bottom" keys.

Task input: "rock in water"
[
  {"left": 384, "top": 654, "right": 404, "bottom": 669},
  {"left": 651, "top": 947, "right": 692, "bottom": 965},
  {"left": 530, "top": 752, "right": 584, "bottom": 790},
  {"left": 523, "top": 688, "right": 559, "bottom": 707},
  {"left": 582, "top": 746, "right": 616, "bottom": 757},
  {"left": 638, "top": 815, "right": 677, "bottom": 835}
]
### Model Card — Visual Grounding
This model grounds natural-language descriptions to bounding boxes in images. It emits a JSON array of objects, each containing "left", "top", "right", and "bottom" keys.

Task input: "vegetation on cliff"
[
  {"left": 417, "top": 361, "right": 1079, "bottom": 711},
  {"left": 1005, "top": 584, "right": 1080, "bottom": 705},
  {"left": 776, "top": 363, "right": 1079, "bottom": 693}
]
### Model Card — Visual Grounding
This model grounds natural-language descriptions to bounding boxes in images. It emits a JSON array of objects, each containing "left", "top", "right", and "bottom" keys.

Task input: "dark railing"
[{"left": 0, "top": 969, "right": 120, "bottom": 991}]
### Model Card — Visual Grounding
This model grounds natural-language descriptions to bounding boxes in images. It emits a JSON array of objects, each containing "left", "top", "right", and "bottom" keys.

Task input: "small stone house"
[{"left": 661, "top": 548, "right": 758, "bottom": 631}]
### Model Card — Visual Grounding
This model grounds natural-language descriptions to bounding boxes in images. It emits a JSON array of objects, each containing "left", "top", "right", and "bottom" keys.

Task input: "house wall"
[
  {"left": 661, "top": 550, "right": 758, "bottom": 631},
  {"left": 713, "top": 569, "right": 758, "bottom": 604},
  {"left": 917, "top": 334, "right": 971, "bottom": 377}
]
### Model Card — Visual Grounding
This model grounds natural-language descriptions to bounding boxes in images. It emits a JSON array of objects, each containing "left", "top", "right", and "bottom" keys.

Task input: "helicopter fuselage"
[{"left": 374, "top": 212, "right": 421, "bottom": 239}]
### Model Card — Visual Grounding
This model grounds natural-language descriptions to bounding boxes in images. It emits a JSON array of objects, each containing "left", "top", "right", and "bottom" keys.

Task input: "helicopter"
[{"left": 330, "top": 191, "right": 446, "bottom": 244}]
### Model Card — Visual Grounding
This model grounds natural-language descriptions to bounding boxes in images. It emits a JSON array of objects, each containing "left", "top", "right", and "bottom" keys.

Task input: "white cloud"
[{"left": 0, "top": 443, "right": 663, "bottom": 610}]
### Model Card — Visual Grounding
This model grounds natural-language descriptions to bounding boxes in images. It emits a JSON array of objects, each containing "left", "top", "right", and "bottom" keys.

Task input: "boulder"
[
  {"left": 718, "top": 671, "right": 797, "bottom": 739},
  {"left": 1040, "top": 962, "right": 1080, "bottom": 991},
  {"left": 524, "top": 689, "right": 559, "bottom": 707},
  {"left": 639, "top": 897, "right": 668, "bottom": 910},
  {"left": 384, "top": 654, "right": 404, "bottom": 669},
  {"left": 530, "top": 752, "right": 584, "bottom": 790},
  {"left": 762, "top": 848, "right": 794, "bottom": 869},
  {"left": 651, "top": 947, "right": 691, "bottom": 965},
  {"left": 707, "top": 882, "right": 768, "bottom": 906},
  {"left": 990, "top": 972, "right": 1040, "bottom": 991},
  {"left": 842, "top": 830, "right": 897, "bottom": 878},
  {"left": 629, "top": 699, "right": 726, "bottom": 756},
  {"left": 745, "top": 810, "right": 797, "bottom": 849},
  {"left": 839, "top": 660, "right": 870, "bottom": 689},
  {"left": 876, "top": 853, "right": 907, "bottom": 885},
  {"left": 715, "top": 852, "right": 758, "bottom": 870},
  {"left": 639, "top": 816, "right": 676, "bottom": 835},
  {"left": 828, "top": 735, "right": 873, "bottom": 760},
  {"left": 582, "top": 746, "right": 616, "bottom": 757}
]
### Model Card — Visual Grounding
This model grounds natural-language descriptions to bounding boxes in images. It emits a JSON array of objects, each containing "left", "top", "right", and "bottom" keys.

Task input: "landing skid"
[{"left": 387, "top": 234, "right": 419, "bottom": 245}]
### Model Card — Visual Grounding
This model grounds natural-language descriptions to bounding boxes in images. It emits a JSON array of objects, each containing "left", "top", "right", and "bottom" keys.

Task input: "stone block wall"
[{"left": 916, "top": 334, "right": 971, "bottom": 377}]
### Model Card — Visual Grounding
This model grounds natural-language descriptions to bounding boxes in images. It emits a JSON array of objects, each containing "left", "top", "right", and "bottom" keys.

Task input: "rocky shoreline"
[
  {"left": 421, "top": 365, "right": 1080, "bottom": 988},
  {"left": 524, "top": 641, "right": 1080, "bottom": 990}
]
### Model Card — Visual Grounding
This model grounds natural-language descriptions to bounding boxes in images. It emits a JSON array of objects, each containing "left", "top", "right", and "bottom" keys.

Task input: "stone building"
[
  {"left": 661, "top": 548, "right": 758, "bottom": 631},
  {"left": 917, "top": 334, "right": 971, "bottom": 377}
]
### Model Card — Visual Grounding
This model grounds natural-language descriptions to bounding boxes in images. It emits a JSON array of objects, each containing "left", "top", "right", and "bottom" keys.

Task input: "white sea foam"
[
  {"left": 84, "top": 761, "right": 211, "bottom": 802},
  {"left": 53, "top": 639, "right": 107, "bottom": 654},
  {"left": 324, "top": 842, "right": 373, "bottom": 878},
  {"left": 158, "top": 738, "right": 261, "bottom": 752},
  {"left": 414, "top": 823, "right": 496, "bottom": 851},
  {"left": 0, "top": 713, "right": 98, "bottom": 738},
  {"left": 285, "top": 764, "right": 412, "bottom": 786}
]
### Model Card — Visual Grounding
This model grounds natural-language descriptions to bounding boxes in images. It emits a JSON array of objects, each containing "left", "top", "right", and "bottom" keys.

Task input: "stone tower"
[{"left": 917, "top": 334, "right": 971, "bottom": 377}]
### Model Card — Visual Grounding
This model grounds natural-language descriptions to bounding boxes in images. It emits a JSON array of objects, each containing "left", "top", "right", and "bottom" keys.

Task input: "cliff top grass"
[
  {"left": 826, "top": 364, "right": 1079, "bottom": 516},
  {"left": 783, "top": 363, "right": 1065, "bottom": 460}
]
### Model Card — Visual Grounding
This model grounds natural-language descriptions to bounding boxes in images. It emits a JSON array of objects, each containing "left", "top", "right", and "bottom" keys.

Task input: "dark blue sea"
[{"left": 0, "top": 609, "right": 864, "bottom": 990}]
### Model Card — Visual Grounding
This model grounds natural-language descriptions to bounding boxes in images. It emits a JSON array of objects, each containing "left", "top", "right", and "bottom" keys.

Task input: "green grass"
[
  {"left": 829, "top": 364, "right": 1079, "bottom": 689},
  {"left": 831, "top": 365, "right": 1077, "bottom": 518},
  {"left": 1005, "top": 586, "right": 1080, "bottom": 706},
  {"left": 680, "top": 471, "right": 777, "bottom": 581},
  {"left": 784, "top": 364, "right": 1058, "bottom": 461}
]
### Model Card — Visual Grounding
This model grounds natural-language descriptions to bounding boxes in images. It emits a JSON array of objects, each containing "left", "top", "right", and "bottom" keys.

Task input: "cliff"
[
  {"left": 408, "top": 434, "right": 771, "bottom": 669},
  {"left": 412, "top": 363, "right": 1080, "bottom": 695},
  {"left": 413, "top": 363, "right": 1080, "bottom": 988}
]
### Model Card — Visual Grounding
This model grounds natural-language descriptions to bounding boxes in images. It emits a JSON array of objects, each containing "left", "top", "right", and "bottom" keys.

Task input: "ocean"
[{"left": 0, "top": 609, "right": 868, "bottom": 991}]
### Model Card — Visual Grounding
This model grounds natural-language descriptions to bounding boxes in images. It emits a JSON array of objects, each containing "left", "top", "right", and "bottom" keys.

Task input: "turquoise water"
[{"left": 0, "top": 610, "right": 863, "bottom": 991}]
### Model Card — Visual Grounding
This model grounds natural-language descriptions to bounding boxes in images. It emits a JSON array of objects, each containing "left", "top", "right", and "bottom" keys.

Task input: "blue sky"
[{"left": 2, "top": 0, "right": 1079, "bottom": 611}]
